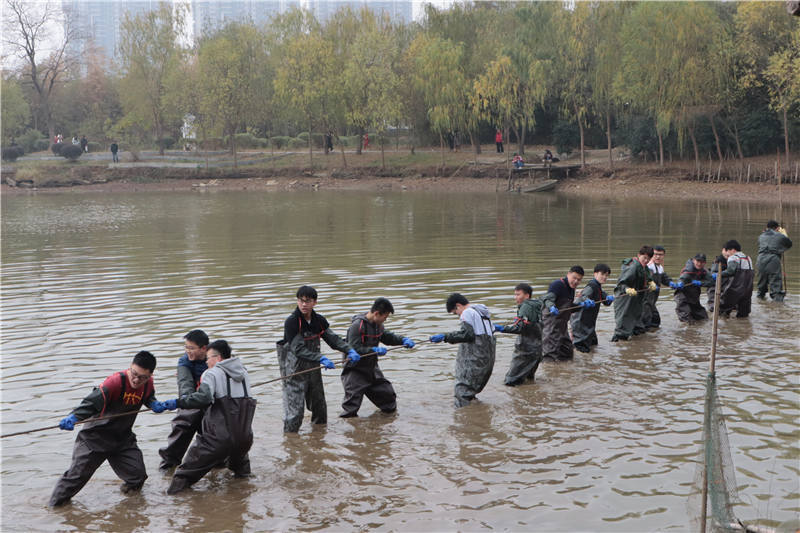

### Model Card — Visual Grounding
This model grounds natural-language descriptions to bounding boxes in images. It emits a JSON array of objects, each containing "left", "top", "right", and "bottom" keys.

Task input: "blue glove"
[
  {"left": 669, "top": 281, "right": 679, "bottom": 289},
  {"left": 692, "top": 280, "right": 702, "bottom": 287},
  {"left": 494, "top": 324, "right": 505, "bottom": 332},
  {"left": 712, "top": 273, "right": 718, "bottom": 281},
  {"left": 347, "top": 348, "right": 361, "bottom": 363},
  {"left": 549, "top": 305, "right": 559, "bottom": 316},
  {"left": 402, "top": 337, "right": 415, "bottom": 348},
  {"left": 372, "top": 347, "right": 387, "bottom": 356},
  {"left": 581, "top": 299, "right": 596, "bottom": 308},
  {"left": 59, "top": 414, "right": 78, "bottom": 431},
  {"left": 677, "top": 281, "right": 684, "bottom": 289},
  {"left": 150, "top": 401, "right": 166, "bottom": 413},
  {"left": 430, "top": 334, "right": 445, "bottom": 343},
  {"left": 319, "top": 356, "right": 335, "bottom": 369},
  {"left": 605, "top": 294, "right": 615, "bottom": 303},
  {"left": 163, "top": 399, "right": 178, "bottom": 411}
]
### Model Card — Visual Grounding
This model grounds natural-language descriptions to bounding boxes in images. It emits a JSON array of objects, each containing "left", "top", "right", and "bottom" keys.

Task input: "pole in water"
[{"left": 1, "top": 407, "right": 153, "bottom": 439}]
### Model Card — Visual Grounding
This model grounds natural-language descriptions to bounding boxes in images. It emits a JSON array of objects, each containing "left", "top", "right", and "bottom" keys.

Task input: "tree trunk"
[
  {"left": 356, "top": 126, "right": 363, "bottom": 155},
  {"left": 380, "top": 133, "right": 385, "bottom": 170},
  {"left": 709, "top": 114, "right": 723, "bottom": 162},
  {"left": 658, "top": 131, "right": 664, "bottom": 167},
  {"left": 232, "top": 132, "right": 238, "bottom": 169},
  {"left": 689, "top": 123, "right": 700, "bottom": 179},
  {"left": 308, "top": 118, "right": 313, "bottom": 168},
  {"left": 471, "top": 131, "right": 481, "bottom": 155},
  {"left": 518, "top": 119, "right": 526, "bottom": 155},
  {"left": 783, "top": 107, "right": 790, "bottom": 169},
  {"left": 333, "top": 128, "right": 347, "bottom": 168},
  {"left": 575, "top": 102, "right": 585, "bottom": 168},
  {"left": 439, "top": 132, "right": 445, "bottom": 170},
  {"left": 606, "top": 108, "right": 613, "bottom": 170}
]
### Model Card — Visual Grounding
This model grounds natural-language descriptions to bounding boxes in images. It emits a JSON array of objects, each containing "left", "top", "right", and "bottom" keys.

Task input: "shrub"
[
  {"left": 87, "top": 141, "right": 102, "bottom": 153},
  {"left": 199, "top": 138, "right": 224, "bottom": 150},
  {"left": 232, "top": 132, "right": 267, "bottom": 149},
  {"left": 552, "top": 120, "right": 579, "bottom": 156},
  {"left": 33, "top": 138, "right": 50, "bottom": 152},
  {"left": 17, "top": 129, "right": 46, "bottom": 153},
  {"left": 310, "top": 133, "right": 324, "bottom": 149},
  {"left": 60, "top": 144, "right": 83, "bottom": 161},
  {"left": 296, "top": 131, "right": 309, "bottom": 142},
  {"left": 269, "top": 136, "right": 291, "bottom": 149},
  {"left": 288, "top": 138, "right": 307, "bottom": 149},
  {"left": 1, "top": 146, "right": 25, "bottom": 161},
  {"left": 51, "top": 143, "right": 63, "bottom": 155},
  {"left": 156, "top": 137, "right": 175, "bottom": 150}
]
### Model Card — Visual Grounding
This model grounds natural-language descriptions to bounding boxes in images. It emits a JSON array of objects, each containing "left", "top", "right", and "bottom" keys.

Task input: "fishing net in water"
[{"left": 688, "top": 372, "right": 744, "bottom": 533}]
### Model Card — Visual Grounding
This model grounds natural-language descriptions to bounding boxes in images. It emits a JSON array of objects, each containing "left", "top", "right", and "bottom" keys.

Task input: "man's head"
[
  {"left": 184, "top": 329, "right": 209, "bottom": 361},
  {"left": 296, "top": 285, "right": 318, "bottom": 316},
  {"left": 722, "top": 240, "right": 741, "bottom": 258},
  {"left": 566, "top": 265, "right": 585, "bottom": 289},
  {"left": 206, "top": 340, "right": 231, "bottom": 369},
  {"left": 637, "top": 245, "right": 655, "bottom": 266},
  {"left": 128, "top": 350, "right": 156, "bottom": 389},
  {"left": 514, "top": 283, "right": 533, "bottom": 305},
  {"left": 368, "top": 297, "right": 395, "bottom": 325},
  {"left": 652, "top": 245, "right": 666, "bottom": 265},
  {"left": 767, "top": 220, "right": 780, "bottom": 230},
  {"left": 593, "top": 263, "right": 611, "bottom": 284},
  {"left": 692, "top": 253, "right": 707, "bottom": 270},
  {"left": 446, "top": 293, "right": 469, "bottom": 316}
]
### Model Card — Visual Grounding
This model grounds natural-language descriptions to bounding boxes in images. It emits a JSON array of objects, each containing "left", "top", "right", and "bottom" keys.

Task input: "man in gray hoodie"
[
  {"left": 166, "top": 340, "right": 256, "bottom": 494},
  {"left": 430, "top": 293, "right": 496, "bottom": 408}
]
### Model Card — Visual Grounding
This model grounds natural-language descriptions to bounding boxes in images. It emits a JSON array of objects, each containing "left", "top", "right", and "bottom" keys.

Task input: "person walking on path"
[
  {"left": 756, "top": 220, "right": 792, "bottom": 302},
  {"left": 110, "top": 141, "right": 119, "bottom": 163}
]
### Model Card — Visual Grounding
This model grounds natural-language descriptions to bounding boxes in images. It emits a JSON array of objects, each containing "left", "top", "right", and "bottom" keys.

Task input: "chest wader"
[
  {"left": 281, "top": 322, "right": 328, "bottom": 433},
  {"left": 571, "top": 283, "right": 602, "bottom": 351},
  {"left": 613, "top": 270, "right": 645, "bottom": 339},
  {"left": 168, "top": 376, "right": 257, "bottom": 494},
  {"left": 756, "top": 253, "right": 784, "bottom": 301},
  {"left": 720, "top": 257, "right": 754, "bottom": 317},
  {"left": 504, "top": 318, "right": 543, "bottom": 386},
  {"left": 159, "top": 373, "right": 205, "bottom": 470},
  {"left": 340, "top": 321, "right": 396, "bottom": 417},
  {"left": 49, "top": 373, "right": 150, "bottom": 507},
  {"left": 454, "top": 317, "right": 496, "bottom": 408},
  {"left": 542, "top": 298, "right": 575, "bottom": 361},
  {"left": 674, "top": 283, "right": 708, "bottom": 322},
  {"left": 707, "top": 265, "right": 732, "bottom": 312}
]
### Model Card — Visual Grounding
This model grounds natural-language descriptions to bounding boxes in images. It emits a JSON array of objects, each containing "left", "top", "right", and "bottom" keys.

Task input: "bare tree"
[{"left": 3, "top": 0, "right": 78, "bottom": 140}]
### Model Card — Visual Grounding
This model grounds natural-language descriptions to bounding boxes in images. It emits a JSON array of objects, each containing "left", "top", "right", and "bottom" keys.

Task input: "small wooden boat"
[{"left": 522, "top": 179, "right": 558, "bottom": 193}]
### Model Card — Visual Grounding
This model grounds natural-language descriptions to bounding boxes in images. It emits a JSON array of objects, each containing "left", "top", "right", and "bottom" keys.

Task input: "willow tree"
[
  {"left": 764, "top": 26, "right": 800, "bottom": 168},
  {"left": 117, "top": 2, "right": 188, "bottom": 154}
]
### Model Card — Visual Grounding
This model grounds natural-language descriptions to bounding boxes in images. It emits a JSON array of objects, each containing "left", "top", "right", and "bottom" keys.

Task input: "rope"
[
  {"left": 544, "top": 285, "right": 662, "bottom": 315},
  {"left": 1, "top": 408, "right": 153, "bottom": 439}
]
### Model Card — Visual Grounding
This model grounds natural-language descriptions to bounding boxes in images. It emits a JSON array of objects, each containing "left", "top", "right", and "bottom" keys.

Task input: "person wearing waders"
[
  {"left": 674, "top": 253, "right": 715, "bottom": 323},
  {"left": 612, "top": 246, "right": 655, "bottom": 342},
  {"left": 158, "top": 329, "right": 209, "bottom": 472},
  {"left": 166, "top": 340, "right": 256, "bottom": 494},
  {"left": 542, "top": 265, "right": 584, "bottom": 360},
  {"left": 715, "top": 240, "right": 755, "bottom": 318},
  {"left": 756, "top": 220, "right": 792, "bottom": 302},
  {"left": 340, "top": 297, "right": 415, "bottom": 418},
  {"left": 429, "top": 293, "right": 496, "bottom": 408},
  {"left": 643, "top": 246, "right": 672, "bottom": 330},
  {"left": 494, "top": 283, "right": 543, "bottom": 386},
  {"left": 277, "top": 285, "right": 360, "bottom": 432},
  {"left": 707, "top": 253, "right": 728, "bottom": 311},
  {"left": 571, "top": 264, "right": 614, "bottom": 353},
  {"left": 49, "top": 351, "right": 174, "bottom": 507}
]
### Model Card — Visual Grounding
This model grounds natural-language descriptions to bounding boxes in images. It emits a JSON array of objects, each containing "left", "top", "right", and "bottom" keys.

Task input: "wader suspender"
[
  {"left": 480, "top": 315, "right": 493, "bottom": 335},
  {"left": 359, "top": 319, "right": 382, "bottom": 345},
  {"left": 226, "top": 375, "right": 249, "bottom": 399},
  {"left": 299, "top": 316, "right": 324, "bottom": 341}
]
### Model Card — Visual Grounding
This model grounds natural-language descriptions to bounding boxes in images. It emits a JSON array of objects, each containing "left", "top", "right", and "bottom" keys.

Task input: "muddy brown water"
[{"left": 1, "top": 191, "right": 798, "bottom": 531}]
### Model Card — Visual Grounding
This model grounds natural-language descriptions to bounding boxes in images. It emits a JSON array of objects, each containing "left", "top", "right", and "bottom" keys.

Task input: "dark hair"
[
  {"left": 766, "top": 220, "right": 780, "bottom": 230},
  {"left": 569, "top": 265, "right": 585, "bottom": 276},
  {"left": 371, "top": 297, "right": 394, "bottom": 315},
  {"left": 296, "top": 285, "right": 318, "bottom": 300},
  {"left": 445, "top": 293, "right": 469, "bottom": 312},
  {"left": 653, "top": 245, "right": 665, "bottom": 253},
  {"left": 184, "top": 329, "right": 209, "bottom": 348},
  {"left": 639, "top": 245, "right": 655, "bottom": 258},
  {"left": 723, "top": 239, "right": 741, "bottom": 251},
  {"left": 514, "top": 283, "right": 533, "bottom": 296},
  {"left": 133, "top": 350, "right": 156, "bottom": 372},
  {"left": 207, "top": 340, "right": 232, "bottom": 359},
  {"left": 594, "top": 263, "right": 611, "bottom": 274}
]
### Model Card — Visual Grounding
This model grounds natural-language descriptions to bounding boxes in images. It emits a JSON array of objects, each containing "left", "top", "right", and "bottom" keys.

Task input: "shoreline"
[{"left": 2, "top": 162, "right": 798, "bottom": 204}]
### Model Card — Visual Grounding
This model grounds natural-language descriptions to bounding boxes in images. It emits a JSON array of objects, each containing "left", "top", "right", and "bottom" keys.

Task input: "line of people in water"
[{"left": 48, "top": 219, "right": 791, "bottom": 506}]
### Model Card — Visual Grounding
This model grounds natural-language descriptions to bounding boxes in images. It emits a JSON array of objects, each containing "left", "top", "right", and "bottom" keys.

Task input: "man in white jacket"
[{"left": 166, "top": 340, "right": 256, "bottom": 494}]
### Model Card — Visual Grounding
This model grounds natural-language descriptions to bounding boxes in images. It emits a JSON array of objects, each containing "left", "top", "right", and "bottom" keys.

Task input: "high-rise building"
[
  {"left": 191, "top": 0, "right": 301, "bottom": 40},
  {"left": 306, "top": 0, "right": 412, "bottom": 24}
]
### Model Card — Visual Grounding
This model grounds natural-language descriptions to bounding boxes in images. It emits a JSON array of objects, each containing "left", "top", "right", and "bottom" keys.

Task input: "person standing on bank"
[
  {"left": 756, "top": 220, "right": 792, "bottom": 302},
  {"left": 430, "top": 293, "right": 496, "bottom": 408},
  {"left": 49, "top": 351, "right": 174, "bottom": 507},
  {"left": 494, "top": 283, "right": 543, "bottom": 386},
  {"left": 278, "top": 285, "right": 360, "bottom": 433},
  {"left": 715, "top": 240, "right": 755, "bottom": 317},
  {"left": 166, "top": 340, "right": 256, "bottom": 494},
  {"left": 341, "top": 297, "right": 415, "bottom": 418},
  {"left": 643, "top": 246, "right": 673, "bottom": 330},
  {"left": 495, "top": 129, "right": 504, "bottom": 153},
  {"left": 571, "top": 264, "right": 614, "bottom": 353},
  {"left": 110, "top": 141, "right": 119, "bottom": 163},
  {"left": 674, "top": 253, "right": 715, "bottom": 323},
  {"left": 158, "top": 329, "right": 209, "bottom": 472},
  {"left": 542, "top": 266, "right": 584, "bottom": 360},
  {"left": 612, "top": 246, "right": 655, "bottom": 342}
]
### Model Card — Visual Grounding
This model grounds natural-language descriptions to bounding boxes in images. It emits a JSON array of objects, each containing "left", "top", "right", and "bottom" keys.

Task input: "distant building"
[
  {"left": 306, "top": 0, "right": 413, "bottom": 24},
  {"left": 191, "top": 0, "right": 301, "bottom": 39}
]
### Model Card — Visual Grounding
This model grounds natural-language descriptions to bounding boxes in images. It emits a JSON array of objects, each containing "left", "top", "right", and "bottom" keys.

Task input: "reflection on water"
[{"left": 1, "top": 191, "right": 798, "bottom": 531}]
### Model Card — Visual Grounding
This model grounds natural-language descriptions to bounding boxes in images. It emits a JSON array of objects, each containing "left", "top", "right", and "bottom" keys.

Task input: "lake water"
[{"left": 1, "top": 190, "right": 798, "bottom": 532}]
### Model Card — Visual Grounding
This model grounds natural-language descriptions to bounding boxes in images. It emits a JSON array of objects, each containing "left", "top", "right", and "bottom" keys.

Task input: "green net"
[{"left": 689, "top": 372, "right": 744, "bottom": 533}]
